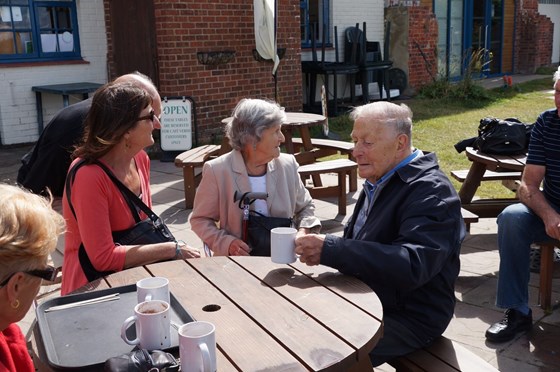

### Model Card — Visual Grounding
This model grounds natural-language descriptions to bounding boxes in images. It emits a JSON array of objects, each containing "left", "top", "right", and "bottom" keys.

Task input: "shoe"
[{"left": 485, "top": 309, "right": 532, "bottom": 342}]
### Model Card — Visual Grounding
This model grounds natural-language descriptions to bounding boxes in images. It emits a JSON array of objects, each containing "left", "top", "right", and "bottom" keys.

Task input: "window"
[
  {"left": 300, "top": 0, "right": 330, "bottom": 48},
  {"left": 0, "top": 0, "right": 80, "bottom": 62}
]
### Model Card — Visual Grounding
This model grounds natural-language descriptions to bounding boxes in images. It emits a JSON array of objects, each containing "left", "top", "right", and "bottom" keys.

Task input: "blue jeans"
[{"left": 496, "top": 203, "right": 553, "bottom": 309}]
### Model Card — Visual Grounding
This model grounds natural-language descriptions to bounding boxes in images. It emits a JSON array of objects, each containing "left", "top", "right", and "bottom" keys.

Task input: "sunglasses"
[
  {"left": 0, "top": 265, "right": 60, "bottom": 287},
  {"left": 136, "top": 109, "right": 161, "bottom": 123}
]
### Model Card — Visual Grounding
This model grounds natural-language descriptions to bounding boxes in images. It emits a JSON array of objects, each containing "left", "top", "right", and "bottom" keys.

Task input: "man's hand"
[
  {"left": 228, "top": 239, "right": 251, "bottom": 256},
  {"left": 295, "top": 234, "right": 325, "bottom": 266},
  {"left": 543, "top": 213, "right": 560, "bottom": 240}
]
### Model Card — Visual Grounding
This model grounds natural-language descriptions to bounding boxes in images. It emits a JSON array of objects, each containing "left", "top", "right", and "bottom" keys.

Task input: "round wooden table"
[{"left": 34, "top": 257, "right": 383, "bottom": 371}]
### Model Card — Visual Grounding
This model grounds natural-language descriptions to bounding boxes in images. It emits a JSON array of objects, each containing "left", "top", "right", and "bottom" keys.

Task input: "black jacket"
[
  {"left": 18, "top": 98, "right": 91, "bottom": 196},
  {"left": 322, "top": 152, "right": 464, "bottom": 339}
]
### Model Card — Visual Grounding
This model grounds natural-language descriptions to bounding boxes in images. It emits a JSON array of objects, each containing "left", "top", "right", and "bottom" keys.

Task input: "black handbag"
[
  {"left": 66, "top": 160, "right": 176, "bottom": 282},
  {"left": 247, "top": 210, "right": 293, "bottom": 256},
  {"left": 474, "top": 117, "right": 532, "bottom": 155},
  {"left": 104, "top": 349, "right": 179, "bottom": 372}
]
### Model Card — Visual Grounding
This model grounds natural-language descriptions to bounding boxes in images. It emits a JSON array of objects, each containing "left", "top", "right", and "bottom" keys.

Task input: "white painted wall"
[
  {"left": 301, "top": 0, "right": 385, "bottom": 103},
  {"left": 0, "top": 0, "right": 107, "bottom": 145},
  {"left": 539, "top": 3, "right": 560, "bottom": 65}
]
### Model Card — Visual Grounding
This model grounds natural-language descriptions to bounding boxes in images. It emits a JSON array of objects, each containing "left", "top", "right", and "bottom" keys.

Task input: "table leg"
[
  {"left": 299, "top": 128, "right": 323, "bottom": 187},
  {"left": 283, "top": 129, "right": 295, "bottom": 154},
  {"left": 35, "top": 91, "right": 44, "bottom": 134},
  {"left": 62, "top": 94, "right": 70, "bottom": 107},
  {"left": 458, "top": 162, "right": 487, "bottom": 204}
]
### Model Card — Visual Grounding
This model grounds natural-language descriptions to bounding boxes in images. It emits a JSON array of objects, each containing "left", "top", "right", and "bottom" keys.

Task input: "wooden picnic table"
[
  {"left": 32, "top": 257, "right": 383, "bottom": 371},
  {"left": 456, "top": 147, "right": 526, "bottom": 218}
]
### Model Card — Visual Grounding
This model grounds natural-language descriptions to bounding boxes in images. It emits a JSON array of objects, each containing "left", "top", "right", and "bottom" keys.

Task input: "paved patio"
[{"left": 2, "top": 75, "right": 559, "bottom": 370}]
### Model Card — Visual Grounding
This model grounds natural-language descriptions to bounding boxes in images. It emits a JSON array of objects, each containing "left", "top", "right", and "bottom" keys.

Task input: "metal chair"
[
  {"left": 344, "top": 22, "right": 393, "bottom": 103},
  {"left": 302, "top": 24, "right": 359, "bottom": 115}
]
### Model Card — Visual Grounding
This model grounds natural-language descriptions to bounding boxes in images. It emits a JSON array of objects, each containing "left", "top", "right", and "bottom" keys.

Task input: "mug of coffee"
[
  {"left": 178, "top": 321, "right": 217, "bottom": 372},
  {"left": 121, "top": 300, "right": 171, "bottom": 350},
  {"left": 270, "top": 227, "right": 298, "bottom": 264},
  {"left": 137, "top": 276, "right": 170, "bottom": 304}
]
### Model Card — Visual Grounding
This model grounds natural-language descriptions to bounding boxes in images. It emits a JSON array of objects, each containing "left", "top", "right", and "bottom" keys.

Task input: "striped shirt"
[{"left": 527, "top": 108, "right": 560, "bottom": 206}]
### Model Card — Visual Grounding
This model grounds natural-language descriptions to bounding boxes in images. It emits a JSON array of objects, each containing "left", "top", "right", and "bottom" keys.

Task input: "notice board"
[{"left": 160, "top": 96, "right": 196, "bottom": 151}]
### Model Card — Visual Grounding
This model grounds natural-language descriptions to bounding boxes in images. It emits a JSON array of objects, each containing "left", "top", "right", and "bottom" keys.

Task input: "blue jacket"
[{"left": 322, "top": 152, "right": 464, "bottom": 338}]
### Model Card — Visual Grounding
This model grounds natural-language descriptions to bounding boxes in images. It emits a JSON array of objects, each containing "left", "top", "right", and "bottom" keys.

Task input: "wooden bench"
[
  {"left": 389, "top": 336, "right": 499, "bottom": 372},
  {"left": 461, "top": 207, "right": 478, "bottom": 232},
  {"left": 450, "top": 169, "right": 522, "bottom": 183},
  {"left": 292, "top": 137, "right": 357, "bottom": 192},
  {"left": 298, "top": 158, "right": 358, "bottom": 215},
  {"left": 533, "top": 240, "right": 559, "bottom": 313},
  {"left": 174, "top": 144, "right": 223, "bottom": 209},
  {"left": 460, "top": 198, "right": 518, "bottom": 219}
]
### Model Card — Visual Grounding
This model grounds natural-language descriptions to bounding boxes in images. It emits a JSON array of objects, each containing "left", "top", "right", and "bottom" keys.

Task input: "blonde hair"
[{"left": 0, "top": 184, "right": 65, "bottom": 275}]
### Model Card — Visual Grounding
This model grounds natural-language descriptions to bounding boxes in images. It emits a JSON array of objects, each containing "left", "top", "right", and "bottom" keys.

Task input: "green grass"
[{"left": 320, "top": 77, "right": 555, "bottom": 199}]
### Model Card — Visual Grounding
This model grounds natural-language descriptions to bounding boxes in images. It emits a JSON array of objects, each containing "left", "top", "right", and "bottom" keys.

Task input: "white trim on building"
[{"left": 0, "top": 0, "right": 107, "bottom": 145}]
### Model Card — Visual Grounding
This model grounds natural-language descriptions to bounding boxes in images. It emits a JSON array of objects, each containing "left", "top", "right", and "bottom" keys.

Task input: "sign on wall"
[{"left": 160, "top": 96, "right": 196, "bottom": 151}]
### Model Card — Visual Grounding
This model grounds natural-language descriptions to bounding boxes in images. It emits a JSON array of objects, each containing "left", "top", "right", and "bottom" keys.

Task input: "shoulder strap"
[
  {"left": 93, "top": 160, "right": 161, "bottom": 224},
  {"left": 65, "top": 159, "right": 114, "bottom": 282}
]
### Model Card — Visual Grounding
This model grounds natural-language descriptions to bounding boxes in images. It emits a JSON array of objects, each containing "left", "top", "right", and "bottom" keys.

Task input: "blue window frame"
[
  {"left": 0, "top": 0, "right": 81, "bottom": 63},
  {"left": 300, "top": 0, "right": 330, "bottom": 48}
]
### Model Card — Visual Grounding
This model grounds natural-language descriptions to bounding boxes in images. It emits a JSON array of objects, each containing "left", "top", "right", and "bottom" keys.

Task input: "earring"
[
  {"left": 11, "top": 299, "right": 20, "bottom": 309},
  {"left": 253, "top": 143, "right": 257, "bottom": 150}
]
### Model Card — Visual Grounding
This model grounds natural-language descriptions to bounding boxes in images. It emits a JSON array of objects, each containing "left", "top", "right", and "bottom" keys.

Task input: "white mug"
[
  {"left": 137, "top": 277, "right": 170, "bottom": 304},
  {"left": 270, "top": 227, "right": 297, "bottom": 264},
  {"left": 121, "top": 300, "right": 171, "bottom": 350},
  {"left": 178, "top": 321, "right": 217, "bottom": 372}
]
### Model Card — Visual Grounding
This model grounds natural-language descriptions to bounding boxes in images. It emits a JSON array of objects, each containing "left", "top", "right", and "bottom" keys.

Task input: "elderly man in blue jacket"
[{"left": 295, "top": 101, "right": 465, "bottom": 367}]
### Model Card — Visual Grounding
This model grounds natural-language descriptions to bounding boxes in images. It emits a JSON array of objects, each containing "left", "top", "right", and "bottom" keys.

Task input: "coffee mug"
[
  {"left": 121, "top": 300, "right": 171, "bottom": 350},
  {"left": 137, "top": 276, "right": 170, "bottom": 304},
  {"left": 270, "top": 227, "right": 297, "bottom": 264},
  {"left": 178, "top": 321, "right": 217, "bottom": 372}
]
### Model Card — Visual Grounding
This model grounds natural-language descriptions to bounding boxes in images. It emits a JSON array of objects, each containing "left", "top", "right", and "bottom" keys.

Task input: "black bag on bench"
[{"left": 455, "top": 117, "right": 533, "bottom": 155}]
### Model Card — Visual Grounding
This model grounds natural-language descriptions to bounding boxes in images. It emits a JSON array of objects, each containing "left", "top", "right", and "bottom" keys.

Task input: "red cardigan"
[{"left": 0, "top": 324, "right": 34, "bottom": 372}]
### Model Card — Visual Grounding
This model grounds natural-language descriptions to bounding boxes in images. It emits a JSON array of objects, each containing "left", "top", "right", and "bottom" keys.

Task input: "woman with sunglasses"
[
  {"left": 0, "top": 184, "right": 65, "bottom": 371},
  {"left": 61, "top": 80, "right": 200, "bottom": 295}
]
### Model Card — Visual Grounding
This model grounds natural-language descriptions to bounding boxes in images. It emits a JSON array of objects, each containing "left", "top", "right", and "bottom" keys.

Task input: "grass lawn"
[{"left": 317, "top": 76, "right": 555, "bottom": 198}]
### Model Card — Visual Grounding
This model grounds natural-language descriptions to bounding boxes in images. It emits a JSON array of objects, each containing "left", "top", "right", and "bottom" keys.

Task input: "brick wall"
[
  {"left": 405, "top": 7, "right": 438, "bottom": 91},
  {"left": 515, "top": 2, "right": 554, "bottom": 74},
  {"left": 105, "top": 0, "right": 302, "bottom": 145}
]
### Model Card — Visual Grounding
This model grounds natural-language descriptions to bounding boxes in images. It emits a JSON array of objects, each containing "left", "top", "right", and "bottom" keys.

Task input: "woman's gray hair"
[
  {"left": 350, "top": 101, "right": 413, "bottom": 140},
  {"left": 225, "top": 98, "right": 286, "bottom": 151}
]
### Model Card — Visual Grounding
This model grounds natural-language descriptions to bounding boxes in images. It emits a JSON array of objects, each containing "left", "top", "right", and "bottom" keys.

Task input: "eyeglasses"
[
  {"left": 0, "top": 265, "right": 60, "bottom": 288},
  {"left": 136, "top": 109, "right": 161, "bottom": 123}
]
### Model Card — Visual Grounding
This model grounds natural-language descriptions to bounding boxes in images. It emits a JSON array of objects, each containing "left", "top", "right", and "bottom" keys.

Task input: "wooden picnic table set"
[
  {"left": 175, "top": 112, "right": 358, "bottom": 215},
  {"left": 451, "top": 146, "right": 525, "bottom": 219}
]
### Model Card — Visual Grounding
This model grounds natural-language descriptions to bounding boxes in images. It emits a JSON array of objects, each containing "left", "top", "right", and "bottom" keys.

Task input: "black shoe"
[{"left": 485, "top": 308, "right": 532, "bottom": 342}]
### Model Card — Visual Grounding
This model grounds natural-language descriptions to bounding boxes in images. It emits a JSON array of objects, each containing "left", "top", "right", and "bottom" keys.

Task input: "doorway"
[
  {"left": 435, "top": 0, "right": 504, "bottom": 80},
  {"left": 108, "top": 0, "right": 159, "bottom": 86},
  {"left": 468, "top": 0, "right": 503, "bottom": 76}
]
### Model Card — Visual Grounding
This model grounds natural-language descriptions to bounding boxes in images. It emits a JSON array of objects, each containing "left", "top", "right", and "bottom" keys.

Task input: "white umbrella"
[{"left": 254, "top": 0, "right": 279, "bottom": 99}]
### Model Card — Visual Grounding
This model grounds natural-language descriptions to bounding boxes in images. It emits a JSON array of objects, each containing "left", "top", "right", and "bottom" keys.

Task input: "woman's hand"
[{"left": 228, "top": 239, "right": 251, "bottom": 256}]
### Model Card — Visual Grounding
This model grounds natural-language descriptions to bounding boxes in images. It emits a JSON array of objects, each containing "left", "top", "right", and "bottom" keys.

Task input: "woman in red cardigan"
[{"left": 0, "top": 184, "right": 65, "bottom": 372}]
